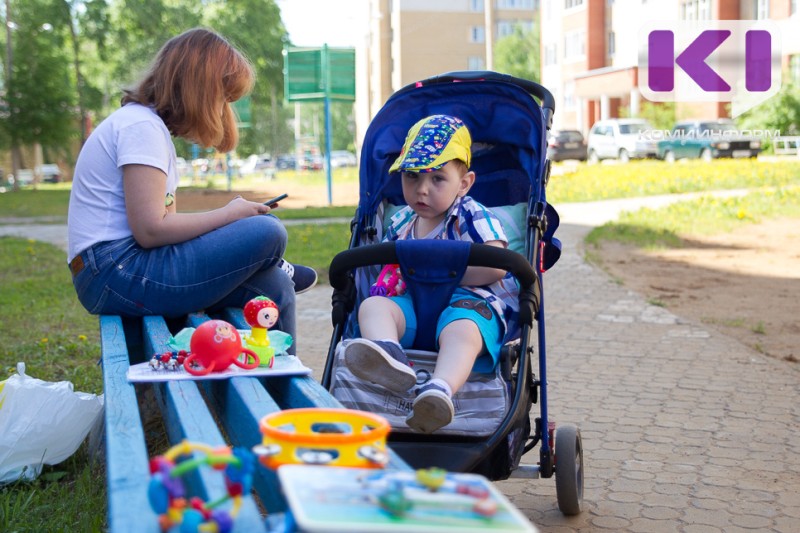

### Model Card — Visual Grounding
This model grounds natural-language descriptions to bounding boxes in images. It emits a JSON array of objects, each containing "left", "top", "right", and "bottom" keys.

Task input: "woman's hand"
[{"left": 224, "top": 196, "right": 270, "bottom": 221}]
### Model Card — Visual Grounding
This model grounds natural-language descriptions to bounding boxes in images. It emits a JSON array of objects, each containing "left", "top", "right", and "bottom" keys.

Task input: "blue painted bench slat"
[
  {"left": 99, "top": 310, "right": 410, "bottom": 533},
  {"left": 100, "top": 316, "right": 159, "bottom": 533}
]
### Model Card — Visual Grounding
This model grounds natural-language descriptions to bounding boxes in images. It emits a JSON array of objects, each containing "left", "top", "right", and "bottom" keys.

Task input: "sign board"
[
  {"left": 284, "top": 46, "right": 356, "bottom": 102},
  {"left": 232, "top": 96, "right": 252, "bottom": 128}
]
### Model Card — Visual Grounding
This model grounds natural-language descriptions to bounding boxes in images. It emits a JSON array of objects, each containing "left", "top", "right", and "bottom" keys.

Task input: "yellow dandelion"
[
  {"left": 737, "top": 209, "right": 747, "bottom": 219},
  {"left": 78, "top": 334, "right": 87, "bottom": 342},
  {"left": 40, "top": 337, "right": 49, "bottom": 344}
]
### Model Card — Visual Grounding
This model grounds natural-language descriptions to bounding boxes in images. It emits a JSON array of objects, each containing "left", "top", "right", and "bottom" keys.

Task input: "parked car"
[
  {"left": 586, "top": 118, "right": 658, "bottom": 163},
  {"left": 275, "top": 154, "right": 297, "bottom": 170},
  {"left": 657, "top": 119, "right": 762, "bottom": 162},
  {"left": 546, "top": 129, "right": 587, "bottom": 162},
  {"left": 300, "top": 155, "right": 323, "bottom": 171},
  {"left": 10, "top": 169, "right": 34, "bottom": 185},
  {"left": 330, "top": 150, "right": 358, "bottom": 168},
  {"left": 239, "top": 154, "right": 273, "bottom": 174},
  {"left": 37, "top": 164, "right": 63, "bottom": 183}
]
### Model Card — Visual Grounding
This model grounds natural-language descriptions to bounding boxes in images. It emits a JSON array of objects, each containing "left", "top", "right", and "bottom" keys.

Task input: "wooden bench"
[{"left": 98, "top": 308, "right": 409, "bottom": 532}]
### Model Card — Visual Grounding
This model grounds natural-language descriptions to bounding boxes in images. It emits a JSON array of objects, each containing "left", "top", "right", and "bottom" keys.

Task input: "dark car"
[
  {"left": 547, "top": 129, "right": 588, "bottom": 162},
  {"left": 657, "top": 119, "right": 762, "bottom": 162},
  {"left": 275, "top": 154, "right": 297, "bottom": 170}
]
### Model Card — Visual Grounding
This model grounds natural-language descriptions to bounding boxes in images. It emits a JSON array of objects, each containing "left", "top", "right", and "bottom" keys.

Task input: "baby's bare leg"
[
  {"left": 357, "top": 295, "right": 406, "bottom": 341},
  {"left": 433, "top": 319, "right": 483, "bottom": 394}
]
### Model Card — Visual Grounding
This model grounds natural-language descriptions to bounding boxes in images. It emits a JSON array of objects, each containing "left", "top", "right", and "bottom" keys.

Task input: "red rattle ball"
[{"left": 184, "top": 320, "right": 260, "bottom": 376}]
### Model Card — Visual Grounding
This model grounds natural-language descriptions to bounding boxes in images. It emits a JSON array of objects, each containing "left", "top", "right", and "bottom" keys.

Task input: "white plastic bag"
[{"left": 0, "top": 362, "right": 104, "bottom": 484}]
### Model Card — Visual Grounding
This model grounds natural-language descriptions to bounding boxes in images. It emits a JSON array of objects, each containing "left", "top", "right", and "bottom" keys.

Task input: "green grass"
[
  {"left": 0, "top": 190, "right": 70, "bottom": 219},
  {"left": 586, "top": 185, "right": 800, "bottom": 249},
  {"left": 0, "top": 237, "right": 105, "bottom": 532},
  {"left": 547, "top": 159, "right": 800, "bottom": 204},
  {"left": 284, "top": 222, "right": 352, "bottom": 283}
]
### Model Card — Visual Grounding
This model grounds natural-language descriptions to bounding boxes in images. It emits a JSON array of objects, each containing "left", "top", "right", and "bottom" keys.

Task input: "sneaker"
[
  {"left": 279, "top": 260, "right": 318, "bottom": 294},
  {"left": 406, "top": 382, "right": 454, "bottom": 434},
  {"left": 343, "top": 339, "right": 417, "bottom": 393}
]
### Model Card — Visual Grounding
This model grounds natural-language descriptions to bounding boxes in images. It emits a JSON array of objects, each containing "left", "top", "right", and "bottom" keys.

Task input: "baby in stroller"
[{"left": 343, "top": 114, "right": 519, "bottom": 434}]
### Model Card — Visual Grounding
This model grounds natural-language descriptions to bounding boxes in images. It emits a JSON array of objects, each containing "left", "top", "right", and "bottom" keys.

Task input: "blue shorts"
[{"left": 390, "top": 287, "right": 503, "bottom": 373}]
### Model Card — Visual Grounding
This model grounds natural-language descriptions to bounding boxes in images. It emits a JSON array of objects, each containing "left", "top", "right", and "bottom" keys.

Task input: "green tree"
[
  {"left": 209, "top": 0, "right": 290, "bottom": 157},
  {"left": 620, "top": 101, "right": 676, "bottom": 131},
  {"left": 493, "top": 22, "right": 540, "bottom": 83},
  {"left": 3, "top": 0, "right": 76, "bottom": 159},
  {"left": 737, "top": 81, "right": 800, "bottom": 137}
]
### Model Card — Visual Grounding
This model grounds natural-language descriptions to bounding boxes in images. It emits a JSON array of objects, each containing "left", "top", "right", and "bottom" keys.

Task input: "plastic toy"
[
  {"left": 149, "top": 350, "right": 188, "bottom": 371},
  {"left": 373, "top": 469, "right": 499, "bottom": 519},
  {"left": 147, "top": 440, "right": 256, "bottom": 533},
  {"left": 242, "top": 296, "right": 279, "bottom": 367},
  {"left": 184, "top": 320, "right": 259, "bottom": 376},
  {"left": 369, "top": 264, "right": 406, "bottom": 297},
  {"left": 253, "top": 408, "right": 390, "bottom": 469}
]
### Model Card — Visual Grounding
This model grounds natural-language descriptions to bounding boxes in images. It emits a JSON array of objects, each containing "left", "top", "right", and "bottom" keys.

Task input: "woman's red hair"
[{"left": 122, "top": 28, "right": 254, "bottom": 152}]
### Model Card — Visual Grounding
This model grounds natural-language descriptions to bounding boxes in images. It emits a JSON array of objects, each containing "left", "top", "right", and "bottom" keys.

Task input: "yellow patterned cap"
[{"left": 389, "top": 115, "right": 472, "bottom": 173}]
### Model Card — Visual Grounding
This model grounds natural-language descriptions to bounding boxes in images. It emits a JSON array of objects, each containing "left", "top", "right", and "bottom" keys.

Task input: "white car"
[
  {"left": 329, "top": 150, "right": 357, "bottom": 168},
  {"left": 586, "top": 118, "right": 658, "bottom": 163}
]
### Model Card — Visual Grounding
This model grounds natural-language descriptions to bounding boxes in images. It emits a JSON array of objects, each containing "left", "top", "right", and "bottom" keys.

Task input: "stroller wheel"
[{"left": 554, "top": 423, "right": 584, "bottom": 515}]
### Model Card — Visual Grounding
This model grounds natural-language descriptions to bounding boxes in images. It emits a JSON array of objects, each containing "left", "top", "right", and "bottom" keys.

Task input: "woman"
[{"left": 67, "top": 28, "right": 313, "bottom": 353}]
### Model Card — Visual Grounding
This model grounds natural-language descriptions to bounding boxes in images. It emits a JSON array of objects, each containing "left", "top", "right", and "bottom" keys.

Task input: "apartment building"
[
  {"left": 541, "top": 0, "right": 800, "bottom": 133},
  {"left": 358, "top": 0, "right": 539, "bottom": 139}
]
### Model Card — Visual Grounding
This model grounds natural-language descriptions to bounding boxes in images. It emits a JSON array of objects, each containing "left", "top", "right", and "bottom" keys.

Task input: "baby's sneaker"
[
  {"left": 406, "top": 382, "right": 454, "bottom": 434},
  {"left": 343, "top": 339, "right": 416, "bottom": 393}
]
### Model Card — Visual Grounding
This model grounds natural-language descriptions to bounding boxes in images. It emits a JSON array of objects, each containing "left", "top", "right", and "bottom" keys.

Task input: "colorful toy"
[
  {"left": 372, "top": 469, "right": 499, "bottom": 520},
  {"left": 242, "top": 296, "right": 279, "bottom": 367},
  {"left": 149, "top": 350, "right": 188, "bottom": 371},
  {"left": 183, "top": 320, "right": 259, "bottom": 376},
  {"left": 147, "top": 441, "right": 256, "bottom": 533},
  {"left": 369, "top": 264, "right": 406, "bottom": 297},
  {"left": 253, "top": 408, "right": 390, "bottom": 469}
]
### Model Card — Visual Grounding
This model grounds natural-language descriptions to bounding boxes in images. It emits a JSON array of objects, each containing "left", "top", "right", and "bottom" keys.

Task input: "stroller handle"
[
  {"left": 413, "top": 70, "right": 555, "bottom": 129},
  {"left": 329, "top": 242, "right": 539, "bottom": 325}
]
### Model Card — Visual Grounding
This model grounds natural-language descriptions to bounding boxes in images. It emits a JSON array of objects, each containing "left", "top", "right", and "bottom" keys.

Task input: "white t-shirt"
[{"left": 67, "top": 103, "right": 179, "bottom": 262}]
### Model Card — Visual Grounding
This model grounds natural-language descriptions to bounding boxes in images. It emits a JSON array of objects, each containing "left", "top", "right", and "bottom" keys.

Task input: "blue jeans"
[{"left": 71, "top": 215, "right": 296, "bottom": 353}]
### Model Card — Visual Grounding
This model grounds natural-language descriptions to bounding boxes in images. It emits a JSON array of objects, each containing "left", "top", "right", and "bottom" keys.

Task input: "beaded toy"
[
  {"left": 149, "top": 350, "right": 188, "bottom": 371},
  {"left": 369, "top": 264, "right": 406, "bottom": 297},
  {"left": 148, "top": 441, "right": 255, "bottom": 533}
]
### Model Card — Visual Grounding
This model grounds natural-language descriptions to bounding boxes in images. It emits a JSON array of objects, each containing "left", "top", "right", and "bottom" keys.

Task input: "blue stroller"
[{"left": 322, "top": 71, "right": 583, "bottom": 515}]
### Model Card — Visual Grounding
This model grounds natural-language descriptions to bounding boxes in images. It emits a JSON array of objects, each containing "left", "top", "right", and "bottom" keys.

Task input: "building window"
[
  {"left": 497, "top": 0, "right": 536, "bottom": 8},
  {"left": 698, "top": 0, "right": 710, "bottom": 19},
  {"left": 564, "top": 0, "right": 584, "bottom": 9},
  {"left": 468, "top": 56, "right": 486, "bottom": 70},
  {"left": 497, "top": 21, "right": 533, "bottom": 38},
  {"left": 756, "top": 0, "right": 769, "bottom": 19},
  {"left": 564, "top": 81, "right": 576, "bottom": 110},
  {"left": 544, "top": 43, "right": 558, "bottom": 65},
  {"left": 681, "top": 0, "right": 696, "bottom": 20},
  {"left": 563, "top": 30, "right": 586, "bottom": 61},
  {"left": 608, "top": 31, "right": 615, "bottom": 57},
  {"left": 470, "top": 26, "right": 486, "bottom": 43},
  {"left": 792, "top": 0, "right": 798, "bottom": 16},
  {"left": 470, "top": 0, "right": 485, "bottom": 12}
]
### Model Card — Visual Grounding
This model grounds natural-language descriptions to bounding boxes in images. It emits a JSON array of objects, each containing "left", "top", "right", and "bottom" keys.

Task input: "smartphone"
[{"left": 263, "top": 193, "right": 288, "bottom": 207}]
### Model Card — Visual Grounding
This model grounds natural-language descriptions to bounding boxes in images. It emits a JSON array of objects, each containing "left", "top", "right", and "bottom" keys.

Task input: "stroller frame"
[{"left": 323, "top": 71, "right": 583, "bottom": 516}]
